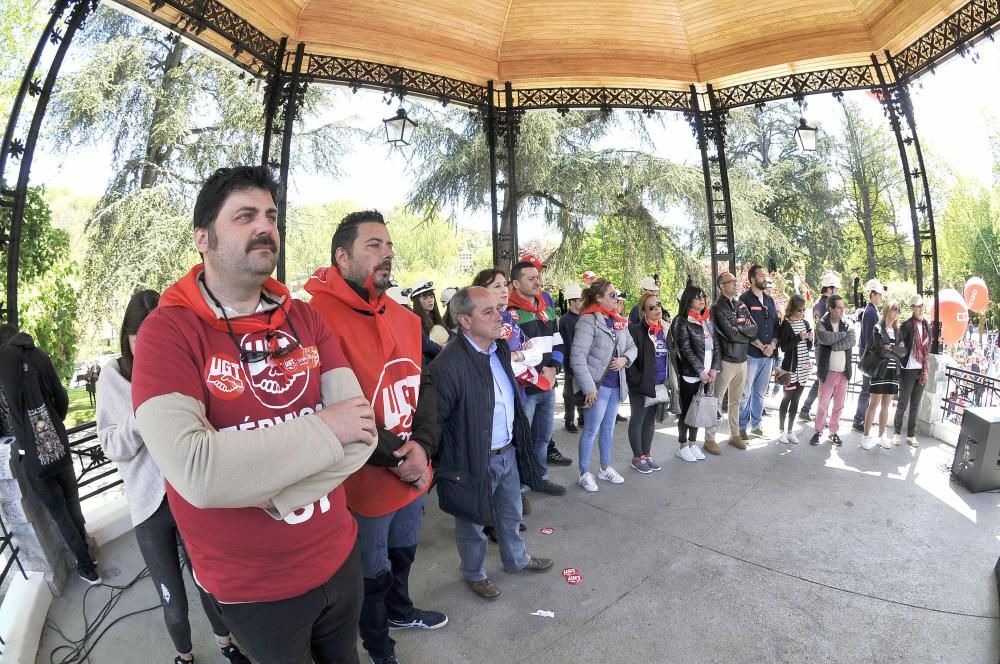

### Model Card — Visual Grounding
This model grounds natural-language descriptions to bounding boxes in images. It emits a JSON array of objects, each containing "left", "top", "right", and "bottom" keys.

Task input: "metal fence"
[
  {"left": 66, "top": 421, "right": 121, "bottom": 502},
  {"left": 940, "top": 366, "right": 1000, "bottom": 424}
]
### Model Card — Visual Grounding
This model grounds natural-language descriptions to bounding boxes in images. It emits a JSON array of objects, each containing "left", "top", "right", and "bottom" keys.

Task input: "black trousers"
[
  {"left": 24, "top": 460, "right": 95, "bottom": 574},
  {"left": 134, "top": 496, "right": 230, "bottom": 653},
  {"left": 778, "top": 385, "right": 804, "bottom": 432},
  {"left": 217, "top": 544, "right": 363, "bottom": 664},
  {"left": 894, "top": 368, "right": 925, "bottom": 437},
  {"left": 627, "top": 390, "right": 657, "bottom": 457},
  {"left": 563, "top": 374, "right": 581, "bottom": 425},
  {"left": 677, "top": 379, "right": 701, "bottom": 443}
]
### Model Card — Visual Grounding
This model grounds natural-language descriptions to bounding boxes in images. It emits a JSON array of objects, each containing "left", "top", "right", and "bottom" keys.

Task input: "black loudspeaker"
[{"left": 951, "top": 407, "right": 1000, "bottom": 493}]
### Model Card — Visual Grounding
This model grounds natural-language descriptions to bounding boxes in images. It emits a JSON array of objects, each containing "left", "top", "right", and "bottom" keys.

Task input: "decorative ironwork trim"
[
  {"left": 892, "top": 0, "right": 1000, "bottom": 81},
  {"left": 714, "top": 66, "right": 879, "bottom": 110},
  {"left": 514, "top": 87, "right": 689, "bottom": 112},
  {"left": 306, "top": 55, "right": 489, "bottom": 107},
  {"left": 146, "top": 0, "right": 281, "bottom": 70}
]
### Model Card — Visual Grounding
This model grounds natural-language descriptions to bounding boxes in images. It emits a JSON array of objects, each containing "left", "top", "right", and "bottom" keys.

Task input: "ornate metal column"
[
  {"left": 1, "top": 0, "right": 100, "bottom": 327},
  {"left": 872, "top": 53, "right": 942, "bottom": 353},
  {"left": 688, "top": 84, "right": 737, "bottom": 300},
  {"left": 485, "top": 81, "right": 501, "bottom": 267},
  {"left": 491, "top": 82, "right": 522, "bottom": 273},
  {"left": 261, "top": 41, "right": 306, "bottom": 283}
]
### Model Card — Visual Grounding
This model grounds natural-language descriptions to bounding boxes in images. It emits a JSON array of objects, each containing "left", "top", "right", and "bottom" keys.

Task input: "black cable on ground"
[{"left": 46, "top": 567, "right": 160, "bottom": 664}]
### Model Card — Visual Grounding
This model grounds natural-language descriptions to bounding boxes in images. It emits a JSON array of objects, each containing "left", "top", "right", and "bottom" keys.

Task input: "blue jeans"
[
  {"left": 578, "top": 385, "right": 620, "bottom": 474},
  {"left": 522, "top": 389, "right": 555, "bottom": 480},
  {"left": 454, "top": 447, "right": 530, "bottom": 581},
  {"left": 739, "top": 356, "right": 772, "bottom": 430},
  {"left": 853, "top": 374, "right": 871, "bottom": 427}
]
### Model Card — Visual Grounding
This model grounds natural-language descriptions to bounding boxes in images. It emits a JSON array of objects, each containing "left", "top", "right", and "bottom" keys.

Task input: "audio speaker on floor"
[{"left": 951, "top": 407, "right": 1000, "bottom": 493}]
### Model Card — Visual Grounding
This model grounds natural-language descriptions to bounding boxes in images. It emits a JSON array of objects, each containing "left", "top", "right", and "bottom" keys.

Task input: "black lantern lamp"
[
  {"left": 383, "top": 107, "right": 418, "bottom": 146},
  {"left": 795, "top": 117, "right": 818, "bottom": 152},
  {"left": 794, "top": 96, "right": 817, "bottom": 153}
]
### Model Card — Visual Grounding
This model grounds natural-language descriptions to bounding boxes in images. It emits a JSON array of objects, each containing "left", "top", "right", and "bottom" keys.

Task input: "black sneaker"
[
  {"left": 809, "top": 432, "right": 821, "bottom": 445},
  {"left": 387, "top": 608, "right": 448, "bottom": 630},
  {"left": 539, "top": 479, "right": 567, "bottom": 496},
  {"left": 851, "top": 422, "right": 864, "bottom": 433},
  {"left": 220, "top": 644, "right": 251, "bottom": 664},
  {"left": 547, "top": 445, "right": 573, "bottom": 466},
  {"left": 615, "top": 413, "right": 627, "bottom": 422},
  {"left": 798, "top": 412, "right": 813, "bottom": 422},
  {"left": 78, "top": 566, "right": 102, "bottom": 586},
  {"left": 564, "top": 421, "right": 579, "bottom": 433},
  {"left": 829, "top": 434, "right": 843, "bottom": 447},
  {"left": 370, "top": 657, "right": 401, "bottom": 664}
]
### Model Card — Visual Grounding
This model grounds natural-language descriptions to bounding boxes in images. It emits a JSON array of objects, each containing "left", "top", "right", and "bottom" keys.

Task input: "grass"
[{"left": 65, "top": 386, "right": 96, "bottom": 428}]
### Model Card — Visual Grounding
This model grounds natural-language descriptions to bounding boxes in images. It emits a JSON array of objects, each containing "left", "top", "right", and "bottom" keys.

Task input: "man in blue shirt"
[
  {"left": 431, "top": 287, "right": 553, "bottom": 601},
  {"left": 852, "top": 278, "right": 884, "bottom": 431},
  {"left": 738, "top": 265, "right": 778, "bottom": 439}
]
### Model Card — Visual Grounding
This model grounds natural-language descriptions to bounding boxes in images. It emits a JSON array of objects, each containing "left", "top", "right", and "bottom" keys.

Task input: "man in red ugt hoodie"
[
  {"left": 305, "top": 210, "right": 446, "bottom": 664},
  {"left": 132, "top": 167, "right": 377, "bottom": 663}
]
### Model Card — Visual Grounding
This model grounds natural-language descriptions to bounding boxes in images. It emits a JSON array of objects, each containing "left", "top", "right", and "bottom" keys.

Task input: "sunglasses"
[
  {"left": 607, "top": 291, "right": 619, "bottom": 300},
  {"left": 204, "top": 283, "right": 303, "bottom": 363},
  {"left": 646, "top": 302, "right": 661, "bottom": 311},
  {"left": 694, "top": 293, "right": 706, "bottom": 300}
]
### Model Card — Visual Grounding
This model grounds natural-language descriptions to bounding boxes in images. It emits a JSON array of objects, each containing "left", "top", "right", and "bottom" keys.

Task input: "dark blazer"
[
  {"left": 429, "top": 333, "right": 543, "bottom": 526},
  {"left": 670, "top": 316, "right": 722, "bottom": 377},
  {"left": 712, "top": 295, "right": 759, "bottom": 363},
  {"left": 626, "top": 320, "right": 666, "bottom": 398}
]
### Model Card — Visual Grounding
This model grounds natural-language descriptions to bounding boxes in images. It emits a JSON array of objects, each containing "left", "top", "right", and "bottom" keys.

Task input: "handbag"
[
  {"left": 684, "top": 383, "right": 719, "bottom": 429},
  {"left": 644, "top": 383, "right": 669, "bottom": 407},
  {"left": 776, "top": 370, "right": 792, "bottom": 388},
  {"left": 859, "top": 345, "right": 881, "bottom": 378}
]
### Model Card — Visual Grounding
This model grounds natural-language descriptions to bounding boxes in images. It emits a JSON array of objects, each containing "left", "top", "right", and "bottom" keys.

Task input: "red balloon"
[
  {"left": 929, "top": 289, "right": 969, "bottom": 345},
  {"left": 964, "top": 277, "right": 990, "bottom": 313}
]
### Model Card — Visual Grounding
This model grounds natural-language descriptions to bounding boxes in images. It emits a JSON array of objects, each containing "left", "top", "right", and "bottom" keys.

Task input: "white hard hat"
[
  {"left": 821, "top": 271, "right": 842, "bottom": 289},
  {"left": 565, "top": 283, "right": 583, "bottom": 300},
  {"left": 405, "top": 280, "right": 434, "bottom": 298},
  {"left": 386, "top": 286, "right": 410, "bottom": 306},
  {"left": 440, "top": 287, "right": 458, "bottom": 306},
  {"left": 639, "top": 277, "right": 660, "bottom": 292},
  {"left": 864, "top": 278, "right": 885, "bottom": 295}
]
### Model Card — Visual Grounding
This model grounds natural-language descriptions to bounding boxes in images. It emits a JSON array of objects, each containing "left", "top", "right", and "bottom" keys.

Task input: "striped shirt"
[{"left": 789, "top": 319, "right": 811, "bottom": 384}]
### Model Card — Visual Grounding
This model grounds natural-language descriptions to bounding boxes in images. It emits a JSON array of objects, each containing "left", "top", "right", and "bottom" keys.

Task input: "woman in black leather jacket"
[{"left": 669, "top": 285, "right": 721, "bottom": 462}]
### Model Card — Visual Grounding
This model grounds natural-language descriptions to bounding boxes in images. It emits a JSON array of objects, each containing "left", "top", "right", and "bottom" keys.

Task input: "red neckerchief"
[
  {"left": 687, "top": 308, "right": 710, "bottom": 323},
  {"left": 647, "top": 319, "right": 662, "bottom": 337},
  {"left": 304, "top": 265, "right": 396, "bottom": 362},
  {"left": 159, "top": 264, "right": 289, "bottom": 333},
  {"left": 581, "top": 304, "right": 627, "bottom": 330},
  {"left": 913, "top": 317, "right": 930, "bottom": 385},
  {"left": 507, "top": 289, "right": 549, "bottom": 323}
]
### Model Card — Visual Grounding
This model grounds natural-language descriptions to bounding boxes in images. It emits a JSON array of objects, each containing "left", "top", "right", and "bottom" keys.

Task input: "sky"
[{"left": 25, "top": 19, "right": 1000, "bottom": 245}]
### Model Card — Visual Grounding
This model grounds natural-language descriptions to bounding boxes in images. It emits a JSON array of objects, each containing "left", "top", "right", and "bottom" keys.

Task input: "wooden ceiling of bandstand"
[{"left": 120, "top": 0, "right": 971, "bottom": 91}]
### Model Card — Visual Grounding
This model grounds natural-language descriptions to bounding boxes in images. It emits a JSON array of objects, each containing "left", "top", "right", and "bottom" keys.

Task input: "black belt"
[{"left": 490, "top": 443, "right": 513, "bottom": 456}]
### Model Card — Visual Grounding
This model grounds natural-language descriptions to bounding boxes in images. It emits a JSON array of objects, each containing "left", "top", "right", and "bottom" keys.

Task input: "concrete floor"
[{"left": 37, "top": 399, "right": 1000, "bottom": 664}]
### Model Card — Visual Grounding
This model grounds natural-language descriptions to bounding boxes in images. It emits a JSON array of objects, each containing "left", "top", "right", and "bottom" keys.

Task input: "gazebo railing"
[
  {"left": 940, "top": 365, "right": 1000, "bottom": 424},
  {"left": 66, "top": 421, "right": 122, "bottom": 502}
]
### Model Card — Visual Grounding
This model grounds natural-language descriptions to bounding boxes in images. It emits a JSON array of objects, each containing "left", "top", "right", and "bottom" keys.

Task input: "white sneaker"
[
  {"left": 578, "top": 472, "right": 598, "bottom": 492},
  {"left": 675, "top": 446, "right": 697, "bottom": 463},
  {"left": 877, "top": 435, "right": 891, "bottom": 449},
  {"left": 891, "top": 434, "right": 901, "bottom": 446},
  {"left": 690, "top": 445, "right": 706, "bottom": 460},
  {"left": 597, "top": 467, "right": 625, "bottom": 484},
  {"left": 860, "top": 435, "right": 875, "bottom": 450},
  {"left": 778, "top": 432, "right": 790, "bottom": 444},
  {"left": 907, "top": 436, "right": 919, "bottom": 448},
  {"left": 787, "top": 431, "right": 800, "bottom": 444}
]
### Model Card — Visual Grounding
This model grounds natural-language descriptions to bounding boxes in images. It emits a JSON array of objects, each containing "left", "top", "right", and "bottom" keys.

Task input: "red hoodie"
[
  {"left": 305, "top": 266, "right": 427, "bottom": 517},
  {"left": 132, "top": 265, "right": 357, "bottom": 603}
]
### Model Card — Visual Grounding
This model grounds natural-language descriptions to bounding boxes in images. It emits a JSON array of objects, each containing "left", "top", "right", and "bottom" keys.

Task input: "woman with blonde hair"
[
  {"left": 861, "top": 300, "right": 907, "bottom": 450},
  {"left": 625, "top": 291, "right": 671, "bottom": 472}
]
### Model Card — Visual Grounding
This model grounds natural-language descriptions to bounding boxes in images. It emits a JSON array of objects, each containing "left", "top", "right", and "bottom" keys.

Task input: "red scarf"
[
  {"left": 647, "top": 319, "right": 663, "bottom": 337},
  {"left": 507, "top": 289, "right": 549, "bottom": 323},
  {"left": 913, "top": 318, "right": 930, "bottom": 385},
  {"left": 159, "top": 265, "right": 289, "bottom": 332},
  {"left": 687, "top": 308, "right": 710, "bottom": 323},
  {"left": 581, "top": 304, "right": 627, "bottom": 330}
]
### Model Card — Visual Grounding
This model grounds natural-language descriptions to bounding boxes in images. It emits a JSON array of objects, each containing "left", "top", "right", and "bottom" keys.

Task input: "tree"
[{"left": 47, "top": 5, "right": 356, "bottom": 326}]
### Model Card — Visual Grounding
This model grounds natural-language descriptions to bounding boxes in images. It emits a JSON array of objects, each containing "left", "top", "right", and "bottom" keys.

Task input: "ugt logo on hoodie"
[{"left": 372, "top": 358, "right": 421, "bottom": 440}]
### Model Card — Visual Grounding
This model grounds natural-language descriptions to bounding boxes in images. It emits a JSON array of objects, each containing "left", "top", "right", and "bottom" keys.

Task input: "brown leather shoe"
[
  {"left": 728, "top": 437, "right": 747, "bottom": 450},
  {"left": 522, "top": 557, "right": 553, "bottom": 572},
  {"left": 704, "top": 439, "right": 721, "bottom": 455},
  {"left": 466, "top": 578, "right": 501, "bottom": 599}
]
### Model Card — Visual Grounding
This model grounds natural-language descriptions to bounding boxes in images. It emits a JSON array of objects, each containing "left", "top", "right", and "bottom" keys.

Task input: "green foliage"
[{"left": 0, "top": 0, "right": 45, "bottom": 119}]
